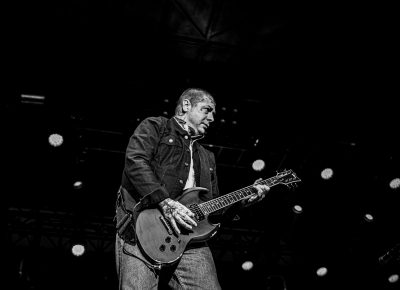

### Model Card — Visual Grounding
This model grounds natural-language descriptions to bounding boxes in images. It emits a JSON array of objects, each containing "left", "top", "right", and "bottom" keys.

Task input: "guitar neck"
[{"left": 198, "top": 176, "right": 280, "bottom": 215}]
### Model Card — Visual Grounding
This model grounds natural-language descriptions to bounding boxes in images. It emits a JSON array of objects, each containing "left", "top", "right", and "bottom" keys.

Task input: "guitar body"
[{"left": 135, "top": 187, "right": 220, "bottom": 266}]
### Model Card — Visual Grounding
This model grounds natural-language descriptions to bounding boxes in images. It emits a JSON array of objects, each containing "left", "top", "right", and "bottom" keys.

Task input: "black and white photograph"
[{"left": 5, "top": 1, "right": 399, "bottom": 289}]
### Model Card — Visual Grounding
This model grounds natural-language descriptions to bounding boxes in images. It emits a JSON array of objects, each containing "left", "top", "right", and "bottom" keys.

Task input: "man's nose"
[{"left": 207, "top": 112, "right": 214, "bottom": 122}]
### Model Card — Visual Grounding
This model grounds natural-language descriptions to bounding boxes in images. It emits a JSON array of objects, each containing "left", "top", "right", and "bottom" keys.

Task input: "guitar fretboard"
[{"left": 198, "top": 176, "right": 281, "bottom": 215}]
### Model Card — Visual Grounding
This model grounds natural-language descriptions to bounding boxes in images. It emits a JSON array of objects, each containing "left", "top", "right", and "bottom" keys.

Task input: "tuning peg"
[{"left": 286, "top": 183, "right": 298, "bottom": 190}]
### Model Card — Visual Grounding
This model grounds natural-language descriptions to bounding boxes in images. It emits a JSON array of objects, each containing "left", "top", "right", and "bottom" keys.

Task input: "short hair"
[{"left": 175, "top": 88, "right": 216, "bottom": 116}]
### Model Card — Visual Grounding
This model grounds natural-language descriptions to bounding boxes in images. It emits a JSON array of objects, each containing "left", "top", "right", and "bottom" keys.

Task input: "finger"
[
  {"left": 259, "top": 186, "right": 268, "bottom": 196},
  {"left": 248, "top": 194, "right": 257, "bottom": 203},
  {"left": 178, "top": 204, "right": 195, "bottom": 218},
  {"left": 184, "top": 215, "right": 197, "bottom": 227},
  {"left": 177, "top": 207, "right": 196, "bottom": 225},
  {"left": 169, "top": 216, "right": 181, "bottom": 235},
  {"left": 256, "top": 185, "right": 269, "bottom": 194},
  {"left": 254, "top": 178, "right": 262, "bottom": 184},
  {"left": 243, "top": 196, "right": 252, "bottom": 204},
  {"left": 185, "top": 209, "right": 196, "bottom": 218},
  {"left": 179, "top": 212, "right": 197, "bottom": 227},
  {"left": 254, "top": 185, "right": 263, "bottom": 194},
  {"left": 175, "top": 215, "right": 193, "bottom": 230}
]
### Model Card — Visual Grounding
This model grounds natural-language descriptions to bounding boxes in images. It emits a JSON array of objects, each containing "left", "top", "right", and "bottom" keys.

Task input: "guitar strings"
[{"left": 199, "top": 176, "right": 281, "bottom": 215}]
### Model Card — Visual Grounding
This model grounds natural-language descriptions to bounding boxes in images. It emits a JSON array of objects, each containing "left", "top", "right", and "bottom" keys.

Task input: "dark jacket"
[{"left": 115, "top": 116, "right": 220, "bottom": 242}]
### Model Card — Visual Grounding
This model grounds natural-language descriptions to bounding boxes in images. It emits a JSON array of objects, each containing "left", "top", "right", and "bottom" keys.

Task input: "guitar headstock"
[{"left": 275, "top": 169, "right": 302, "bottom": 188}]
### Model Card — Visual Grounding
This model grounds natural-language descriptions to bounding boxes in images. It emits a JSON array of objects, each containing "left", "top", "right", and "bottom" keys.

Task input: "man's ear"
[{"left": 182, "top": 99, "right": 191, "bottom": 112}]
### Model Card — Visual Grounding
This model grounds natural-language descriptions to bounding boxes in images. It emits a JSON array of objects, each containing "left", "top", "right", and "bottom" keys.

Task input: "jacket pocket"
[{"left": 156, "top": 135, "right": 182, "bottom": 166}]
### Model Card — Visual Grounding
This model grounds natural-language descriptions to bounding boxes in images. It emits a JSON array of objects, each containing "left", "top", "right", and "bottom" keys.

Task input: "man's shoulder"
[
  {"left": 143, "top": 116, "right": 169, "bottom": 124},
  {"left": 198, "top": 143, "right": 216, "bottom": 157},
  {"left": 139, "top": 116, "right": 170, "bottom": 129}
]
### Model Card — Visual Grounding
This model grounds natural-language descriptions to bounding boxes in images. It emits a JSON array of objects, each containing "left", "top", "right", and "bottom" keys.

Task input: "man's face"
[{"left": 186, "top": 97, "right": 215, "bottom": 135}]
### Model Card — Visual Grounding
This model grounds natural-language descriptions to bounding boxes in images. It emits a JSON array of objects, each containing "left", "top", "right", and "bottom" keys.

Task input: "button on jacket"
[{"left": 120, "top": 116, "right": 220, "bottom": 212}]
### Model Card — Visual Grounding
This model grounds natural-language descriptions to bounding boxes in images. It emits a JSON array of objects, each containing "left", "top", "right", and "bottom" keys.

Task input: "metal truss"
[
  {"left": 7, "top": 206, "right": 266, "bottom": 263},
  {"left": 209, "top": 227, "right": 266, "bottom": 264},
  {"left": 7, "top": 207, "right": 115, "bottom": 254}
]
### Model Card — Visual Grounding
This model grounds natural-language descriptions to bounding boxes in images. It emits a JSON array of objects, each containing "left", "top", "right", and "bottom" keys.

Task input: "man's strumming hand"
[{"left": 158, "top": 198, "right": 197, "bottom": 235}]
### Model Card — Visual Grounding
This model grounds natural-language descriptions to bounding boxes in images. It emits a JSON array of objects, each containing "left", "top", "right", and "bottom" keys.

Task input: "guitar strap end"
[
  {"left": 116, "top": 203, "right": 137, "bottom": 245},
  {"left": 116, "top": 211, "right": 131, "bottom": 229}
]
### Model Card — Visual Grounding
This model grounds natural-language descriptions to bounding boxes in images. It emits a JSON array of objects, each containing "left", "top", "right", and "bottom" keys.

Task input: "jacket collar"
[{"left": 172, "top": 117, "right": 204, "bottom": 141}]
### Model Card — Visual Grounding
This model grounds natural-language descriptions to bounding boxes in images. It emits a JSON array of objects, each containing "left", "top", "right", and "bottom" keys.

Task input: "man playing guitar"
[{"left": 115, "top": 88, "right": 271, "bottom": 290}]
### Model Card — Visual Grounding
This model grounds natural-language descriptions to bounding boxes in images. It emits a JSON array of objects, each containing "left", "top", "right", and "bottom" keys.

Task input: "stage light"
[
  {"left": 389, "top": 178, "right": 400, "bottom": 189},
  {"left": 21, "top": 94, "right": 45, "bottom": 105},
  {"left": 316, "top": 266, "right": 328, "bottom": 277},
  {"left": 48, "top": 133, "right": 63, "bottom": 147},
  {"left": 321, "top": 168, "right": 333, "bottom": 180},
  {"left": 252, "top": 159, "right": 265, "bottom": 171},
  {"left": 388, "top": 274, "right": 399, "bottom": 283},
  {"left": 364, "top": 213, "right": 374, "bottom": 222},
  {"left": 71, "top": 244, "right": 85, "bottom": 257},
  {"left": 241, "top": 261, "right": 254, "bottom": 271},
  {"left": 73, "top": 181, "right": 83, "bottom": 189},
  {"left": 293, "top": 205, "right": 303, "bottom": 214}
]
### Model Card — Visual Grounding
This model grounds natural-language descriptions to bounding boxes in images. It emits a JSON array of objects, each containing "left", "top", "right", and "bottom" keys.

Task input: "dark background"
[{"left": 4, "top": 0, "right": 399, "bottom": 289}]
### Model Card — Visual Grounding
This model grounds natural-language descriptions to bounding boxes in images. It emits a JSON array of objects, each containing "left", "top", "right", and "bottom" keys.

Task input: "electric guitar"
[{"left": 135, "top": 169, "right": 301, "bottom": 267}]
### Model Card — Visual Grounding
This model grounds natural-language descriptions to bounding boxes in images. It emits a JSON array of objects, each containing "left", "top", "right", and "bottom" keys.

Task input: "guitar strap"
[{"left": 115, "top": 188, "right": 136, "bottom": 245}]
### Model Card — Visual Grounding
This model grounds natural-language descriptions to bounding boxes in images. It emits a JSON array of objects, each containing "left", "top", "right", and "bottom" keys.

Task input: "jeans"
[{"left": 115, "top": 235, "right": 221, "bottom": 290}]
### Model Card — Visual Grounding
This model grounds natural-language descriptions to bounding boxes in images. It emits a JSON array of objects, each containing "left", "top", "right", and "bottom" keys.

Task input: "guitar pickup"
[{"left": 159, "top": 215, "right": 173, "bottom": 235}]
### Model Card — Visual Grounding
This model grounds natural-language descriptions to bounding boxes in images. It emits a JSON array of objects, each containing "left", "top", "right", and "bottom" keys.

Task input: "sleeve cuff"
[{"left": 139, "top": 186, "right": 169, "bottom": 209}]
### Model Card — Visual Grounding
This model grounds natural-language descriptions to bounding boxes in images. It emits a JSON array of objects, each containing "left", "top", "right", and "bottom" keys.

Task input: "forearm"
[
  {"left": 124, "top": 118, "right": 169, "bottom": 207},
  {"left": 125, "top": 157, "right": 169, "bottom": 204}
]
